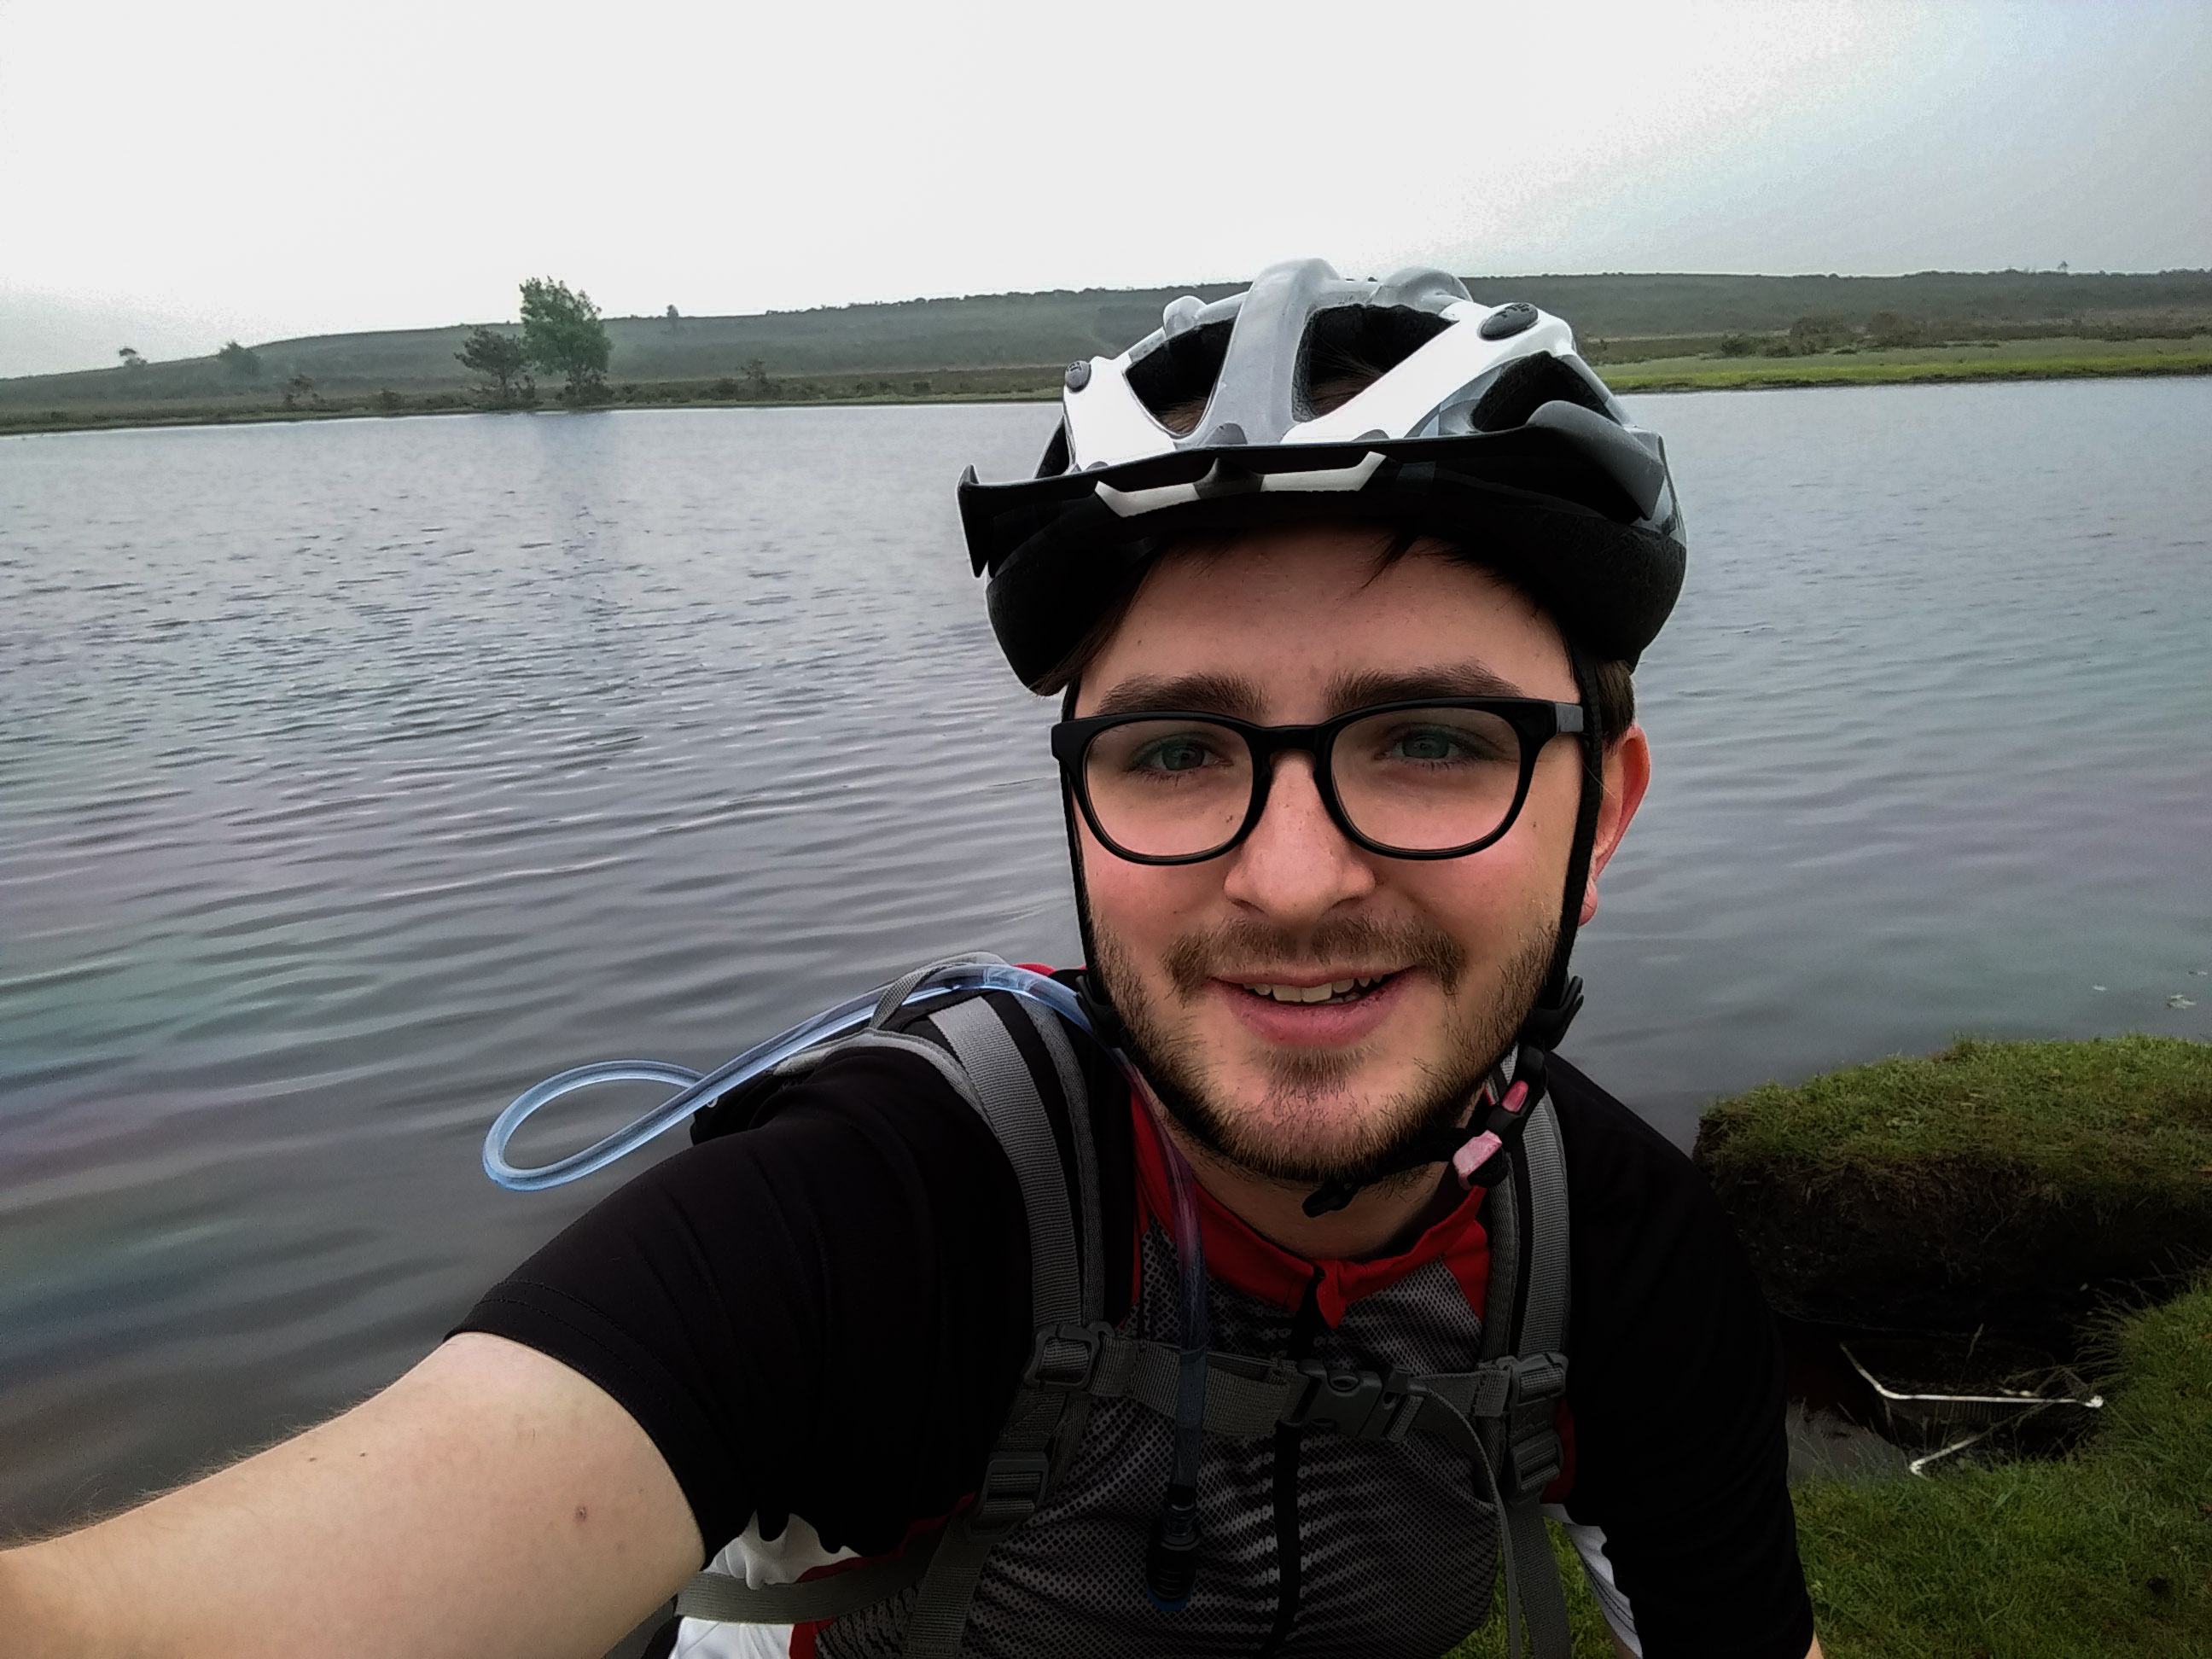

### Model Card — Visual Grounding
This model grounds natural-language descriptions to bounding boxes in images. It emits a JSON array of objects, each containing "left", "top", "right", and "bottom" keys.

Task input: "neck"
[{"left": 1142, "top": 1081, "right": 1474, "bottom": 1261}]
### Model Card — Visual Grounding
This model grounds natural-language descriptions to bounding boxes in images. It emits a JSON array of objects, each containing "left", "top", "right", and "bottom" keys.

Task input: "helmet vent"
[
  {"left": 1295, "top": 306, "right": 1452, "bottom": 420},
  {"left": 1033, "top": 422, "right": 1071, "bottom": 479},
  {"left": 1465, "top": 352, "right": 1611, "bottom": 433},
  {"left": 1126, "top": 319, "right": 1235, "bottom": 435}
]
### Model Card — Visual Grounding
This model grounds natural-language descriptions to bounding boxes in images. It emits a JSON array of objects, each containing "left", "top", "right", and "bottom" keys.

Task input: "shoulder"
[
  {"left": 1543, "top": 1055, "right": 1738, "bottom": 1277},
  {"left": 1539, "top": 1053, "right": 1778, "bottom": 1417},
  {"left": 1545, "top": 1054, "right": 1703, "bottom": 1203}
]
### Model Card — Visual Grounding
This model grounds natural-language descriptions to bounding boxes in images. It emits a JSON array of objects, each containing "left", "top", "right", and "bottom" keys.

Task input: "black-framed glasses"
[{"left": 1051, "top": 698, "right": 1584, "bottom": 865}]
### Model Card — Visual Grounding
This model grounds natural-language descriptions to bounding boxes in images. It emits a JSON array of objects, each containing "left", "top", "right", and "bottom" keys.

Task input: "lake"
[{"left": 3, "top": 381, "right": 2209, "bottom": 1534}]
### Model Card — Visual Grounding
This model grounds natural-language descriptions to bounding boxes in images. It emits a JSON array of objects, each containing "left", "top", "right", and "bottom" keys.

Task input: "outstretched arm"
[{"left": 0, "top": 1332, "right": 701, "bottom": 1659}]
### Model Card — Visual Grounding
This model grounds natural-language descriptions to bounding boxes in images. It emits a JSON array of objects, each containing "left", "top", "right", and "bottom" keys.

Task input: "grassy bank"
[
  {"left": 1695, "top": 1035, "right": 2212, "bottom": 1339},
  {"left": 1610, "top": 335, "right": 2212, "bottom": 393},
  {"left": 8, "top": 342, "right": 2206, "bottom": 439},
  {"left": 0, "top": 364, "right": 1063, "bottom": 439},
  {"left": 1452, "top": 1283, "right": 2212, "bottom": 1656},
  {"left": 1794, "top": 1278, "right": 2212, "bottom": 1657}
]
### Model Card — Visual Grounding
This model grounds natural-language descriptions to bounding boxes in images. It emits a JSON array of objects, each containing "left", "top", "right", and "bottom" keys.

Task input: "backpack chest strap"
[{"left": 1075, "top": 1327, "right": 1569, "bottom": 1456}]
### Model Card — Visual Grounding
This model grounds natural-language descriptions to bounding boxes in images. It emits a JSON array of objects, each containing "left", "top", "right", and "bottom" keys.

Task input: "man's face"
[{"left": 1074, "top": 525, "right": 1644, "bottom": 1190}]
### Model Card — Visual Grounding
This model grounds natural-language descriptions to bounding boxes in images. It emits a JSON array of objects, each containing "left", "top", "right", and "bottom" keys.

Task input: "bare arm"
[{"left": 0, "top": 1332, "right": 702, "bottom": 1659}]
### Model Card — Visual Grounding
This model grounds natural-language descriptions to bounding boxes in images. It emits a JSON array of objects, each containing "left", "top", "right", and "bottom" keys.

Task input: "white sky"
[{"left": 3, "top": 0, "right": 2208, "bottom": 377}]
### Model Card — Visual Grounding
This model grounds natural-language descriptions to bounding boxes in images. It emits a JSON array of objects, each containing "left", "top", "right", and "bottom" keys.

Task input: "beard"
[{"left": 1091, "top": 910, "right": 1556, "bottom": 1190}]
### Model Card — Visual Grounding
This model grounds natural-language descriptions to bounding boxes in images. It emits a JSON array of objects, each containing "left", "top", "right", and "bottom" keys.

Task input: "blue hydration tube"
[{"left": 482, "top": 961, "right": 1098, "bottom": 1191}]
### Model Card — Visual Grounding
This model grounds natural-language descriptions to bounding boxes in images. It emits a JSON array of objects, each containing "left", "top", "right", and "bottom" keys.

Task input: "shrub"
[
  {"left": 1867, "top": 311, "right": 1924, "bottom": 349},
  {"left": 1787, "top": 315, "right": 1854, "bottom": 354}
]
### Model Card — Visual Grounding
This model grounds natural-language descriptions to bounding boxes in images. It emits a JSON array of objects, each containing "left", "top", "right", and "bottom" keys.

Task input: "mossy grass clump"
[
  {"left": 1792, "top": 1279, "right": 2212, "bottom": 1657},
  {"left": 1696, "top": 1036, "right": 2212, "bottom": 1337}
]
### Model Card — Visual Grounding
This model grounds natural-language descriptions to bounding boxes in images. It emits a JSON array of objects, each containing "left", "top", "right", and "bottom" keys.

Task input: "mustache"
[{"left": 1158, "top": 914, "right": 1466, "bottom": 999}]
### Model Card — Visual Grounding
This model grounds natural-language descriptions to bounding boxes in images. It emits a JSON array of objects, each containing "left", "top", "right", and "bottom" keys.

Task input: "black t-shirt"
[{"left": 458, "top": 1043, "right": 1812, "bottom": 1659}]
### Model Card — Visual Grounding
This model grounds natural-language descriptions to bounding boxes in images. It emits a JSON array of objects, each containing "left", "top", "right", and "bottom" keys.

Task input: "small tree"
[
  {"left": 457, "top": 324, "right": 532, "bottom": 404},
  {"left": 1866, "top": 311, "right": 1922, "bottom": 350},
  {"left": 519, "top": 277, "right": 611, "bottom": 403},
  {"left": 742, "top": 357, "right": 772, "bottom": 398},
  {"left": 218, "top": 340, "right": 262, "bottom": 380},
  {"left": 1785, "top": 315, "right": 1852, "bottom": 356},
  {"left": 118, "top": 346, "right": 145, "bottom": 370}
]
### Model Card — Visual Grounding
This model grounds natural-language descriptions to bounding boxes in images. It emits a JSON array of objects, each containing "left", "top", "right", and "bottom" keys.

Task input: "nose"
[{"left": 1220, "top": 752, "right": 1377, "bottom": 923}]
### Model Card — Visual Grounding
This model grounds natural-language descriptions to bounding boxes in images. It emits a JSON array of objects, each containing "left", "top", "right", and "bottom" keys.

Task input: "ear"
[{"left": 1580, "top": 725, "right": 1651, "bottom": 926}]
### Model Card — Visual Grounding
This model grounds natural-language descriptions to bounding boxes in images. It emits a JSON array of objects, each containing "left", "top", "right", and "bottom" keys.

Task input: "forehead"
[{"left": 1078, "top": 525, "right": 1573, "bottom": 718}]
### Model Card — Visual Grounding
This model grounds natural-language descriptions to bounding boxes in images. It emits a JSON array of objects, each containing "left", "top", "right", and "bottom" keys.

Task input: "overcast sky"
[{"left": 3, "top": 0, "right": 2208, "bottom": 378}]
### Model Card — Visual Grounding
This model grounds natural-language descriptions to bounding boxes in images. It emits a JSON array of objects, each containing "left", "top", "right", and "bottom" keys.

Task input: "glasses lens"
[
  {"left": 1330, "top": 706, "right": 1527, "bottom": 853},
  {"left": 1082, "top": 719, "right": 1254, "bottom": 859}
]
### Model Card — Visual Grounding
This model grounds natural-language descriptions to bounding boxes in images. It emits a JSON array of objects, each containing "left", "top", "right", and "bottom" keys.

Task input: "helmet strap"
[
  {"left": 1521, "top": 638, "right": 1602, "bottom": 1053},
  {"left": 1060, "top": 682, "right": 1126, "bottom": 1045}
]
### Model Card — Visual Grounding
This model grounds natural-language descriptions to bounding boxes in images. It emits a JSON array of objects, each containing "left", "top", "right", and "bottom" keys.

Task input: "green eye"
[
  {"left": 1140, "top": 738, "right": 1212, "bottom": 773},
  {"left": 1390, "top": 730, "right": 1460, "bottom": 762}
]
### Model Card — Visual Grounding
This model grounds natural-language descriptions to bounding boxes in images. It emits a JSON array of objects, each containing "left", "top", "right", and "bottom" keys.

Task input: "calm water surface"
[{"left": 3, "top": 385, "right": 2209, "bottom": 1530}]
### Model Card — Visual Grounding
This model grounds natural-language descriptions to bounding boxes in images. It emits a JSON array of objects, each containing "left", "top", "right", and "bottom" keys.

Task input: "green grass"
[
  {"left": 1698, "top": 1034, "right": 2212, "bottom": 1196},
  {"left": 1794, "top": 1280, "right": 2212, "bottom": 1658},
  {"left": 1695, "top": 1035, "right": 2212, "bottom": 1335},
  {"left": 1441, "top": 1282, "right": 2212, "bottom": 1659},
  {"left": 1608, "top": 336, "right": 2212, "bottom": 392}
]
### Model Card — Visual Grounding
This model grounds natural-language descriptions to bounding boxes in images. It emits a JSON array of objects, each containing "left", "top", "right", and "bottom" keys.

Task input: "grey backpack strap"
[
  {"left": 1472, "top": 1091, "right": 1574, "bottom": 1659},
  {"left": 899, "top": 992, "right": 1099, "bottom": 1659}
]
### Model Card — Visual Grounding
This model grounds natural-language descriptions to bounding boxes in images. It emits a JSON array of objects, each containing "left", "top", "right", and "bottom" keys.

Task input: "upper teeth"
[{"left": 1241, "top": 976, "right": 1382, "bottom": 1004}]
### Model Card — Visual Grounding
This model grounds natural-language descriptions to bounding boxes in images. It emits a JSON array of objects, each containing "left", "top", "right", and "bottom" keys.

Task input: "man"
[{"left": 1, "top": 261, "right": 1819, "bottom": 1659}]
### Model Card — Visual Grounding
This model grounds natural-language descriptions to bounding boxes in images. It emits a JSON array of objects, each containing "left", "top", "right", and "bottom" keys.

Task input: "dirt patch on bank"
[{"left": 1694, "top": 1035, "right": 2212, "bottom": 1344}]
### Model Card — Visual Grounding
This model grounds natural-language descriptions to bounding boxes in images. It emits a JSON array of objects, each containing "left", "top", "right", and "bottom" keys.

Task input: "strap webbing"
[
  {"left": 1010, "top": 995, "right": 1103, "bottom": 1325},
  {"left": 900, "top": 995, "right": 1092, "bottom": 1657},
  {"left": 1518, "top": 1096, "right": 1571, "bottom": 1357},
  {"left": 1484, "top": 1092, "right": 1575, "bottom": 1659},
  {"left": 929, "top": 997, "right": 1082, "bottom": 1329}
]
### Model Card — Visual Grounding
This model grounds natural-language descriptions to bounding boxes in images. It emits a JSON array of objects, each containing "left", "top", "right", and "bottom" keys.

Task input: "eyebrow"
[
  {"left": 1089, "top": 672, "right": 1269, "bottom": 720},
  {"left": 1086, "top": 661, "right": 1528, "bottom": 722},
  {"left": 1327, "top": 662, "right": 1528, "bottom": 709}
]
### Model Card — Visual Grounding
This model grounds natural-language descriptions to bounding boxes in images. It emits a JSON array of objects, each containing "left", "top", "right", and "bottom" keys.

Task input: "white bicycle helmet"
[{"left": 959, "top": 257, "right": 1686, "bottom": 688}]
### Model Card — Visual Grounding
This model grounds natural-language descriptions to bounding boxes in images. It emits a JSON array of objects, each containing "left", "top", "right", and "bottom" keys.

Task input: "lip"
[{"left": 1208, "top": 969, "right": 1414, "bottom": 1048}]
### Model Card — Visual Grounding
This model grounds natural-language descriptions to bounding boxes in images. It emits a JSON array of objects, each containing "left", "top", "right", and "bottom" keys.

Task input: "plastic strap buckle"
[
  {"left": 1493, "top": 1352, "right": 1569, "bottom": 1498},
  {"left": 1468, "top": 1352, "right": 1569, "bottom": 1420},
  {"left": 1503, "top": 1350, "right": 1569, "bottom": 1406},
  {"left": 1023, "top": 1322, "right": 1114, "bottom": 1392},
  {"left": 1506, "top": 1425, "right": 1564, "bottom": 1498},
  {"left": 1281, "top": 1361, "right": 1425, "bottom": 1441},
  {"left": 966, "top": 1452, "right": 1051, "bottom": 1542}
]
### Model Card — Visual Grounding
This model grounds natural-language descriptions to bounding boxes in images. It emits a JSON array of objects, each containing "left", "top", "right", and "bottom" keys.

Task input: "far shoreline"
[{"left": 5, "top": 350, "right": 2208, "bottom": 441}]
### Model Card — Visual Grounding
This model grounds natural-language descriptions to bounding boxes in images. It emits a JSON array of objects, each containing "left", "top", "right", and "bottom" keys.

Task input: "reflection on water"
[{"left": 3, "top": 383, "right": 2209, "bottom": 1531}]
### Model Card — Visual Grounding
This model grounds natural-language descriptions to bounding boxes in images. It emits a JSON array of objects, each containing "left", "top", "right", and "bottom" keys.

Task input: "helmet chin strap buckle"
[{"left": 1299, "top": 984, "right": 1583, "bottom": 1220}]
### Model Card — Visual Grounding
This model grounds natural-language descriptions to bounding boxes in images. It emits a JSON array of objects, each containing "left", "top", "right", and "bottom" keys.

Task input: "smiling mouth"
[{"left": 1233, "top": 972, "right": 1398, "bottom": 1006}]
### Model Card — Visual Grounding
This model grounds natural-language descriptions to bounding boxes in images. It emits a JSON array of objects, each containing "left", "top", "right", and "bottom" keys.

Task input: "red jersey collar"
[{"left": 1126, "top": 1091, "right": 1493, "bottom": 1329}]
